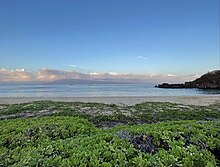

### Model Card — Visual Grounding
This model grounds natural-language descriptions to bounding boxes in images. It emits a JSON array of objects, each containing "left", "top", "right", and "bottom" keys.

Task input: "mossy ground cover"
[
  {"left": 1, "top": 101, "right": 220, "bottom": 127},
  {"left": 0, "top": 101, "right": 220, "bottom": 166}
]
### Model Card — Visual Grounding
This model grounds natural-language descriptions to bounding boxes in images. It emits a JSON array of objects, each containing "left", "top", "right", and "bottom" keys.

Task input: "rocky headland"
[{"left": 156, "top": 70, "right": 220, "bottom": 89}]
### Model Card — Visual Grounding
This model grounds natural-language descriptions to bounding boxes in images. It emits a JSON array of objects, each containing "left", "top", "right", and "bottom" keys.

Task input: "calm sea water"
[{"left": 0, "top": 83, "right": 220, "bottom": 97}]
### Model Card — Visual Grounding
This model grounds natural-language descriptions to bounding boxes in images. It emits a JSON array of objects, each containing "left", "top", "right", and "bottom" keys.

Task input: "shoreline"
[{"left": 0, "top": 95, "right": 220, "bottom": 106}]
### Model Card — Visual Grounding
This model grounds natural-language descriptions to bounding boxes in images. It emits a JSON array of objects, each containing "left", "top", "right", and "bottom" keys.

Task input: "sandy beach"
[{"left": 0, "top": 96, "right": 220, "bottom": 106}]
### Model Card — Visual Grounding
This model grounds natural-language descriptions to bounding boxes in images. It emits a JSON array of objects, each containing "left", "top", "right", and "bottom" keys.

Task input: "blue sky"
[{"left": 0, "top": 0, "right": 219, "bottom": 80}]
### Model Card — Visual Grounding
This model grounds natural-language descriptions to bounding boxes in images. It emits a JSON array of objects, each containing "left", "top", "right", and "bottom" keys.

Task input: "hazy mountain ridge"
[{"left": 48, "top": 78, "right": 154, "bottom": 84}]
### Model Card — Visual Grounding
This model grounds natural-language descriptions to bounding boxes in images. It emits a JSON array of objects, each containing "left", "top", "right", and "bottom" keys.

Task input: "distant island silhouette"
[{"left": 156, "top": 70, "right": 220, "bottom": 89}]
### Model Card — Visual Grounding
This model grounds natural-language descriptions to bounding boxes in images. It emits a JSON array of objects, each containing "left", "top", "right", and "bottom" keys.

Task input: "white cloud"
[
  {"left": 167, "top": 74, "right": 176, "bottom": 77},
  {"left": 195, "top": 74, "right": 200, "bottom": 78},
  {"left": 136, "top": 56, "right": 149, "bottom": 60},
  {"left": 108, "top": 72, "right": 119, "bottom": 75},
  {"left": 0, "top": 68, "right": 7, "bottom": 71},
  {"left": 89, "top": 72, "right": 99, "bottom": 76},
  {"left": 0, "top": 68, "right": 35, "bottom": 82},
  {"left": 64, "top": 64, "right": 77, "bottom": 68},
  {"left": 15, "top": 68, "right": 25, "bottom": 72}
]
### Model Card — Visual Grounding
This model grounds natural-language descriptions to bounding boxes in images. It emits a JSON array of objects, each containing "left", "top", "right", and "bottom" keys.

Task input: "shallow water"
[{"left": 0, "top": 83, "right": 219, "bottom": 97}]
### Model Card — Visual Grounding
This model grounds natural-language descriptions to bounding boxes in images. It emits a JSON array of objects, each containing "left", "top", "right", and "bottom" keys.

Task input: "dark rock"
[
  {"left": 155, "top": 83, "right": 187, "bottom": 88},
  {"left": 156, "top": 70, "right": 220, "bottom": 89}
]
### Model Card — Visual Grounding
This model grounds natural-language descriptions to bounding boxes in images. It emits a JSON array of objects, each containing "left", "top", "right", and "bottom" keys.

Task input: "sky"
[{"left": 0, "top": 0, "right": 219, "bottom": 82}]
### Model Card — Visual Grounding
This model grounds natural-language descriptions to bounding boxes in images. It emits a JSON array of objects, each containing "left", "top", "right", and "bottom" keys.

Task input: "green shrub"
[{"left": 0, "top": 118, "right": 219, "bottom": 166}]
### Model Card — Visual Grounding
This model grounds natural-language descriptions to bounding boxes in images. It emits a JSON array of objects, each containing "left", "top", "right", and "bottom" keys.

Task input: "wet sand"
[{"left": 0, "top": 96, "right": 220, "bottom": 106}]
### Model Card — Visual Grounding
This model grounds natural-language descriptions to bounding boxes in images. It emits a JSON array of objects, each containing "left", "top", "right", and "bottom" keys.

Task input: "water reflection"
[{"left": 198, "top": 89, "right": 220, "bottom": 95}]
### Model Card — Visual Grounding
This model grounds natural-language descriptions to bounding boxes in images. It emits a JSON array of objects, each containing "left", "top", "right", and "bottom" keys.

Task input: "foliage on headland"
[
  {"left": 0, "top": 101, "right": 220, "bottom": 166},
  {"left": 156, "top": 70, "right": 220, "bottom": 89}
]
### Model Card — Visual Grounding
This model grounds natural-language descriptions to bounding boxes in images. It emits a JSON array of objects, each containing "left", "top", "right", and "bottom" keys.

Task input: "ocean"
[{"left": 0, "top": 83, "right": 219, "bottom": 97}]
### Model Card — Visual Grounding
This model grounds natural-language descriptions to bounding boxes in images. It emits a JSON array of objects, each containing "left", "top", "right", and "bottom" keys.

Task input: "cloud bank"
[{"left": 0, "top": 68, "right": 199, "bottom": 84}]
